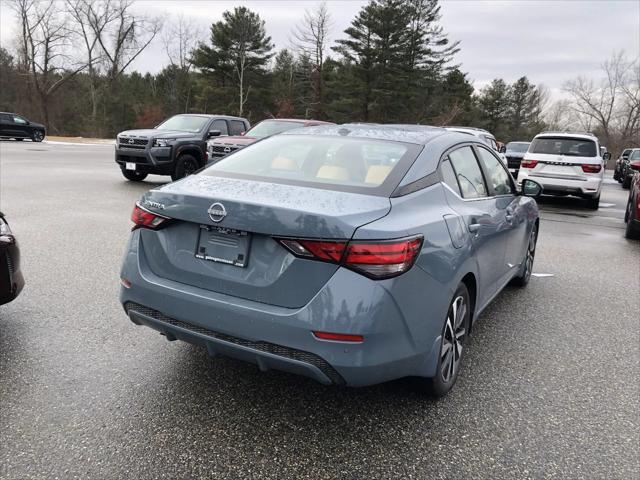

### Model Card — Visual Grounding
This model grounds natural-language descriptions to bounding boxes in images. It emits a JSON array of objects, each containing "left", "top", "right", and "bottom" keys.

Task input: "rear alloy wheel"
[
  {"left": 121, "top": 168, "right": 148, "bottom": 182},
  {"left": 171, "top": 154, "right": 199, "bottom": 181},
  {"left": 423, "top": 283, "right": 470, "bottom": 397},
  {"left": 511, "top": 223, "right": 537, "bottom": 287},
  {"left": 585, "top": 194, "right": 600, "bottom": 210},
  {"left": 31, "top": 130, "right": 44, "bottom": 142}
]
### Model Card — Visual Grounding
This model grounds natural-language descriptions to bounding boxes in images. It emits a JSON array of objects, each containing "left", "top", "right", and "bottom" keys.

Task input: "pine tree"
[{"left": 192, "top": 7, "right": 274, "bottom": 117}]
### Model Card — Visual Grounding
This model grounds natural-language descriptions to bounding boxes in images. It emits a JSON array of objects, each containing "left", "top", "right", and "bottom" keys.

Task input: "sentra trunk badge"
[
  {"left": 208, "top": 202, "right": 227, "bottom": 223},
  {"left": 144, "top": 200, "right": 165, "bottom": 210}
]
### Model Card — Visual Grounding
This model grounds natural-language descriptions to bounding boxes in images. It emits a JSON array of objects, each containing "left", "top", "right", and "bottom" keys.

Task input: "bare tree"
[
  {"left": 85, "top": 0, "right": 162, "bottom": 82},
  {"left": 11, "top": 0, "right": 86, "bottom": 130},
  {"left": 291, "top": 2, "right": 332, "bottom": 118},
  {"left": 163, "top": 14, "right": 202, "bottom": 72},
  {"left": 65, "top": 0, "right": 111, "bottom": 134},
  {"left": 564, "top": 51, "right": 639, "bottom": 153}
]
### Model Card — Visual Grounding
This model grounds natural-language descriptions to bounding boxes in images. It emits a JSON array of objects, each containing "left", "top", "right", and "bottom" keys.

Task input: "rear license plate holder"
[
  {"left": 125, "top": 162, "right": 136, "bottom": 170},
  {"left": 195, "top": 225, "right": 251, "bottom": 267}
]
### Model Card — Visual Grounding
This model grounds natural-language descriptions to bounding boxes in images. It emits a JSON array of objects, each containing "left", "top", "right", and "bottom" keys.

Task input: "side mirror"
[
  {"left": 603, "top": 152, "right": 611, "bottom": 161},
  {"left": 521, "top": 179, "right": 542, "bottom": 198},
  {"left": 499, "top": 145, "right": 506, "bottom": 154},
  {"left": 207, "top": 130, "right": 221, "bottom": 138}
]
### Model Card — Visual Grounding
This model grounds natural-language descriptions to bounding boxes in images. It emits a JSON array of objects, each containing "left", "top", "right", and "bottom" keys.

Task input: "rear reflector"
[
  {"left": 581, "top": 164, "right": 602, "bottom": 173},
  {"left": 276, "top": 236, "right": 423, "bottom": 279},
  {"left": 520, "top": 160, "right": 538, "bottom": 169},
  {"left": 313, "top": 331, "right": 364, "bottom": 343},
  {"left": 131, "top": 203, "right": 171, "bottom": 230}
]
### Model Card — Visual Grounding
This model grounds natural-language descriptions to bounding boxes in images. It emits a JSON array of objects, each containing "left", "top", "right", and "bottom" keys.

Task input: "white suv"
[
  {"left": 444, "top": 126, "right": 507, "bottom": 166},
  {"left": 517, "top": 132, "right": 608, "bottom": 209}
]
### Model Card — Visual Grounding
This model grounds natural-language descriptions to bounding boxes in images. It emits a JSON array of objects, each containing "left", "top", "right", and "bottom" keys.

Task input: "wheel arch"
[{"left": 177, "top": 146, "right": 204, "bottom": 167}]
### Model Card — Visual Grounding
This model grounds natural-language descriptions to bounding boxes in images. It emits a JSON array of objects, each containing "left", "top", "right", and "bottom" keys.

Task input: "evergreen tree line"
[{"left": 1, "top": 0, "right": 636, "bottom": 151}]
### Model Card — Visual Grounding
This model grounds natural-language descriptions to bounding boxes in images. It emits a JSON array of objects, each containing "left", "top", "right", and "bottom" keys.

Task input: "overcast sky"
[{"left": 1, "top": 0, "right": 638, "bottom": 97}]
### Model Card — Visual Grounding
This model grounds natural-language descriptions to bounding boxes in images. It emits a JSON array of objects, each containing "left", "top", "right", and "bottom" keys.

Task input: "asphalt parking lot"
[{"left": 1, "top": 140, "right": 638, "bottom": 479}]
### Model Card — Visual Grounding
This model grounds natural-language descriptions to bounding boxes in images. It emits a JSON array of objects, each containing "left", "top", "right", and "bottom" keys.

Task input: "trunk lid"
[{"left": 137, "top": 175, "right": 390, "bottom": 308}]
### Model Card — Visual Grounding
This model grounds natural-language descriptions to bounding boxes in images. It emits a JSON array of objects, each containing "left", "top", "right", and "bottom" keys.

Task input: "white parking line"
[{"left": 532, "top": 273, "right": 555, "bottom": 277}]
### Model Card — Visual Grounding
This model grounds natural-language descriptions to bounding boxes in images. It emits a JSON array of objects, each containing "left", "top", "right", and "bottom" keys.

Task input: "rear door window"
[
  {"left": 210, "top": 119, "right": 228, "bottom": 136},
  {"left": 229, "top": 120, "right": 246, "bottom": 136},
  {"left": 448, "top": 146, "right": 488, "bottom": 199}
]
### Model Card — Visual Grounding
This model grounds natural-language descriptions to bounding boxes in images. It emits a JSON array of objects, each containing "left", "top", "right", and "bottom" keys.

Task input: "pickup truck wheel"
[
  {"left": 172, "top": 154, "right": 199, "bottom": 181},
  {"left": 121, "top": 168, "right": 148, "bottom": 182}
]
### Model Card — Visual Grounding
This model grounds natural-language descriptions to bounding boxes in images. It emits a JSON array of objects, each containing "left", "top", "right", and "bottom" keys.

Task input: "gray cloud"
[{"left": 1, "top": 0, "right": 637, "bottom": 96}]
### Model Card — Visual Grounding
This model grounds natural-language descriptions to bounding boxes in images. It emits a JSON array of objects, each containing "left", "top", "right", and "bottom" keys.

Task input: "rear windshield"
[
  {"left": 200, "top": 135, "right": 421, "bottom": 195},
  {"left": 506, "top": 142, "right": 530, "bottom": 153},
  {"left": 246, "top": 120, "right": 305, "bottom": 138},
  {"left": 530, "top": 137, "right": 597, "bottom": 157}
]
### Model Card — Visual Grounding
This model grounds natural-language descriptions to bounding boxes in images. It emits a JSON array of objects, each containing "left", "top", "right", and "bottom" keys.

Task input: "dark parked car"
[
  {"left": 115, "top": 114, "right": 250, "bottom": 181},
  {"left": 502, "top": 141, "right": 530, "bottom": 177},
  {"left": 614, "top": 148, "right": 633, "bottom": 182},
  {"left": 624, "top": 173, "right": 640, "bottom": 239},
  {"left": 0, "top": 112, "right": 45, "bottom": 142},
  {"left": 0, "top": 212, "right": 24, "bottom": 306},
  {"left": 120, "top": 124, "right": 542, "bottom": 397},
  {"left": 208, "top": 118, "right": 332, "bottom": 161},
  {"left": 620, "top": 149, "right": 640, "bottom": 189}
]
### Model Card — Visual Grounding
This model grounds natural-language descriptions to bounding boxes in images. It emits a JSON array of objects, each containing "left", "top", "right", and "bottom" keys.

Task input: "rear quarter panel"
[{"left": 351, "top": 183, "right": 479, "bottom": 359}]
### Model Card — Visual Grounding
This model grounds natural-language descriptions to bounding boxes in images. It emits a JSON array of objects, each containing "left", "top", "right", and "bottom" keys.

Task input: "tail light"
[
  {"left": 581, "top": 164, "right": 602, "bottom": 173},
  {"left": 276, "top": 236, "right": 423, "bottom": 279},
  {"left": 521, "top": 159, "right": 538, "bottom": 169},
  {"left": 131, "top": 203, "right": 171, "bottom": 230}
]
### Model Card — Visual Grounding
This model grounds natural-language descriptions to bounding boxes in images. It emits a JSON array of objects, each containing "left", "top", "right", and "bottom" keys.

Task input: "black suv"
[
  {"left": 0, "top": 112, "right": 46, "bottom": 142},
  {"left": 115, "top": 114, "right": 250, "bottom": 181}
]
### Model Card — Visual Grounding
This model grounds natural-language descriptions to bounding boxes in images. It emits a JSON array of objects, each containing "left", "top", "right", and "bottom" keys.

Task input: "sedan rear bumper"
[{"left": 119, "top": 232, "right": 447, "bottom": 387}]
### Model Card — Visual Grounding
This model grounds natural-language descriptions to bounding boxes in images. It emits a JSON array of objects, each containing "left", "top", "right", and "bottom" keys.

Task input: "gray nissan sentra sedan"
[{"left": 120, "top": 124, "right": 542, "bottom": 397}]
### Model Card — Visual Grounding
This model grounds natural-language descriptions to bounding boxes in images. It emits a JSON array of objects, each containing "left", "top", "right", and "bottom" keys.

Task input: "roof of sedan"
[{"left": 283, "top": 123, "right": 451, "bottom": 145}]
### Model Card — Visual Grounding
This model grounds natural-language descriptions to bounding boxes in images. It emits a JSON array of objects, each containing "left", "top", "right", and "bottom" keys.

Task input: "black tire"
[
  {"left": 622, "top": 175, "right": 631, "bottom": 189},
  {"left": 422, "top": 283, "right": 471, "bottom": 398},
  {"left": 585, "top": 194, "right": 600, "bottom": 210},
  {"left": 511, "top": 223, "right": 538, "bottom": 287},
  {"left": 171, "top": 154, "right": 199, "bottom": 181},
  {"left": 121, "top": 168, "right": 148, "bottom": 182},
  {"left": 15, "top": 138, "right": 23, "bottom": 141},
  {"left": 625, "top": 197, "right": 640, "bottom": 240},
  {"left": 31, "top": 130, "right": 44, "bottom": 142}
]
